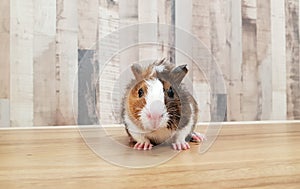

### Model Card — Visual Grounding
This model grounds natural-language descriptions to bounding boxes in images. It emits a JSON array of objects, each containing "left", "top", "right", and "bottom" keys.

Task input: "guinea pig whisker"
[
  {"left": 168, "top": 110, "right": 179, "bottom": 113},
  {"left": 170, "top": 114, "right": 180, "bottom": 118}
]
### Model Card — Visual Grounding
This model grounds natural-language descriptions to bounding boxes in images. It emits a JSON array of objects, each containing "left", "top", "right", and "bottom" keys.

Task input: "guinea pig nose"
[{"left": 149, "top": 100, "right": 165, "bottom": 119}]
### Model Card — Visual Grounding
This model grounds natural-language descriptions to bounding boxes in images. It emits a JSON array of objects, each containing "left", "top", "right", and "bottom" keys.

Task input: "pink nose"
[
  {"left": 147, "top": 100, "right": 165, "bottom": 120},
  {"left": 146, "top": 112, "right": 163, "bottom": 120}
]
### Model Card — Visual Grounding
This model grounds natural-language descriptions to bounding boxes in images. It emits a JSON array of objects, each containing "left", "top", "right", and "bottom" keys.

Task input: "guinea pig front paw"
[
  {"left": 134, "top": 142, "right": 153, "bottom": 150},
  {"left": 172, "top": 142, "right": 190, "bottom": 151},
  {"left": 190, "top": 132, "right": 207, "bottom": 143}
]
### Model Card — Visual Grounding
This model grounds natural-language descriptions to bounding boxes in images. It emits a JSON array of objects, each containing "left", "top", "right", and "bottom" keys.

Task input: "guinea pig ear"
[
  {"left": 131, "top": 63, "right": 143, "bottom": 81},
  {"left": 171, "top": 64, "right": 188, "bottom": 84},
  {"left": 154, "top": 58, "right": 167, "bottom": 66}
]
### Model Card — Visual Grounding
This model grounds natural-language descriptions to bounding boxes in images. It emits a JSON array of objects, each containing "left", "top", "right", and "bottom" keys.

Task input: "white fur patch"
[
  {"left": 124, "top": 114, "right": 144, "bottom": 134},
  {"left": 155, "top": 65, "right": 165, "bottom": 72},
  {"left": 145, "top": 79, "right": 164, "bottom": 102},
  {"left": 140, "top": 79, "right": 169, "bottom": 131}
]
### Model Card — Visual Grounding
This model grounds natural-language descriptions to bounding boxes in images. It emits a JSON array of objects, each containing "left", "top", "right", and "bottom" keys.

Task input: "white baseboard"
[{"left": 0, "top": 120, "right": 299, "bottom": 130}]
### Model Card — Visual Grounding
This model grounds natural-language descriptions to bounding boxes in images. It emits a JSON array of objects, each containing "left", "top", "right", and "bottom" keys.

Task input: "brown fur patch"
[
  {"left": 161, "top": 80, "right": 182, "bottom": 130},
  {"left": 126, "top": 81, "right": 148, "bottom": 128}
]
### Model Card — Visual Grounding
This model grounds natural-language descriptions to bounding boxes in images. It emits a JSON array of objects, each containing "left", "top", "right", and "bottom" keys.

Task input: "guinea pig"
[{"left": 121, "top": 58, "right": 205, "bottom": 150}]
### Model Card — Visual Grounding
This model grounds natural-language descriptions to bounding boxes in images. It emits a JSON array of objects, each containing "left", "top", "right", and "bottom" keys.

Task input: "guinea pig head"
[{"left": 128, "top": 64, "right": 169, "bottom": 131}]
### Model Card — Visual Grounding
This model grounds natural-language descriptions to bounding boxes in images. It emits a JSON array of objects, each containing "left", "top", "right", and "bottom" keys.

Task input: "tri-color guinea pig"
[{"left": 122, "top": 59, "right": 205, "bottom": 150}]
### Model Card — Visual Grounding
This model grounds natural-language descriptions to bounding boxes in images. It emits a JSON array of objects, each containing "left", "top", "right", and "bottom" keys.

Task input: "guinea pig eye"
[
  {"left": 138, "top": 88, "right": 144, "bottom": 98},
  {"left": 167, "top": 87, "right": 174, "bottom": 98}
]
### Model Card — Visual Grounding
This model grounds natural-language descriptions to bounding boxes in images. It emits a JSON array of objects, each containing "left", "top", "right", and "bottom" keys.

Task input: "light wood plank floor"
[{"left": 0, "top": 123, "right": 299, "bottom": 189}]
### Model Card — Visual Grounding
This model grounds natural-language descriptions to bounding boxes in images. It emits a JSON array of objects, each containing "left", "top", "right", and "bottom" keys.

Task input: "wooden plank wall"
[
  {"left": 77, "top": 0, "right": 99, "bottom": 125},
  {"left": 99, "top": 0, "right": 120, "bottom": 124},
  {"left": 0, "top": 0, "right": 10, "bottom": 127},
  {"left": 55, "top": 0, "right": 78, "bottom": 125},
  {"left": 271, "top": 0, "right": 287, "bottom": 120},
  {"left": 0, "top": 0, "right": 299, "bottom": 127},
  {"left": 10, "top": 0, "right": 34, "bottom": 127},
  {"left": 241, "top": 0, "right": 260, "bottom": 121},
  {"left": 257, "top": 0, "right": 272, "bottom": 120},
  {"left": 33, "top": 0, "right": 56, "bottom": 126},
  {"left": 208, "top": 0, "right": 228, "bottom": 122},
  {"left": 227, "top": 0, "right": 243, "bottom": 121},
  {"left": 192, "top": 0, "right": 211, "bottom": 122},
  {"left": 285, "top": 0, "right": 300, "bottom": 120}
]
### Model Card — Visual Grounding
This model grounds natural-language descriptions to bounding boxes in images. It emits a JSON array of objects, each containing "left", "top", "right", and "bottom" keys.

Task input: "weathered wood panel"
[
  {"left": 227, "top": 0, "right": 243, "bottom": 121},
  {"left": 0, "top": 0, "right": 10, "bottom": 127},
  {"left": 271, "top": 0, "right": 287, "bottom": 120},
  {"left": 10, "top": 0, "right": 34, "bottom": 127},
  {"left": 77, "top": 0, "right": 99, "bottom": 125},
  {"left": 138, "top": 0, "right": 158, "bottom": 60},
  {"left": 98, "top": 0, "right": 120, "bottom": 124},
  {"left": 192, "top": 0, "right": 211, "bottom": 122},
  {"left": 78, "top": 50, "right": 98, "bottom": 125},
  {"left": 241, "top": 0, "right": 260, "bottom": 121},
  {"left": 0, "top": 99, "right": 9, "bottom": 127},
  {"left": 119, "top": 0, "right": 138, "bottom": 99},
  {"left": 169, "top": 0, "right": 176, "bottom": 63},
  {"left": 285, "top": 0, "right": 300, "bottom": 120},
  {"left": 157, "top": 0, "right": 172, "bottom": 58},
  {"left": 55, "top": 0, "right": 78, "bottom": 125},
  {"left": 209, "top": 0, "right": 228, "bottom": 122},
  {"left": 0, "top": 0, "right": 10, "bottom": 100},
  {"left": 175, "top": 0, "right": 193, "bottom": 90},
  {"left": 78, "top": 0, "right": 98, "bottom": 49},
  {"left": 257, "top": 0, "right": 272, "bottom": 120},
  {"left": 33, "top": 0, "right": 56, "bottom": 126},
  {"left": 119, "top": 0, "right": 138, "bottom": 73}
]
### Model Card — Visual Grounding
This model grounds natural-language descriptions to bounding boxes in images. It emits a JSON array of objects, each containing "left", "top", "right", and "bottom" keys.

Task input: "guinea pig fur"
[{"left": 121, "top": 59, "right": 204, "bottom": 150}]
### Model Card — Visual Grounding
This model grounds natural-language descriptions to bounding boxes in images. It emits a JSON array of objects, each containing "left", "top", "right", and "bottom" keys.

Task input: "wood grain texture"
[
  {"left": 98, "top": 0, "right": 120, "bottom": 124},
  {"left": 157, "top": 0, "right": 172, "bottom": 58},
  {"left": 192, "top": 0, "right": 210, "bottom": 47},
  {"left": 138, "top": 0, "right": 158, "bottom": 60},
  {"left": 227, "top": 0, "right": 243, "bottom": 121},
  {"left": 285, "top": 0, "right": 300, "bottom": 120},
  {"left": 209, "top": 0, "right": 228, "bottom": 122},
  {"left": 33, "top": 0, "right": 56, "bottom": 126},
  {"left": 241, "top": 0, "right": 260, "bottom": 120},
  {"left": 271, "top": 0, "right": 287, "bottom": 120},
  {"left": 0, "top": 0, "right": 10, "bottom": 127},
  {"left": 0, "top": 0, "right": 10, "bottom": 99},
  {"left": 192, "top": 0, "right": 211, "bottom": 122},
  {"left": 169, "top": 0, "right": 176, "bottom": 63},
  {"left": 10, "top": 0, "right": 34, "bottom": 127},
  {"left": 78, "top": 50, "right": 98, "bottom": 125},
  {"left": 55, "top": 0, "right": 78, "bottom": 125},
  {"left": 257, "top": 0, "right": 272, "bottom": 120},
  {"left": 175, "top": 0, "right": 193, "bottom": 92},
  {"left": 78, "top": 0, "right": 98, "bottom": 49},
  {"left": 0, "top": 99, "right": 9, "bottom": 127},
  {"left": 77, "top": 0, "right": 99, "bottom": 125},
  {"left": 0, "top": 123, "right": 299, "bottom": 188}
]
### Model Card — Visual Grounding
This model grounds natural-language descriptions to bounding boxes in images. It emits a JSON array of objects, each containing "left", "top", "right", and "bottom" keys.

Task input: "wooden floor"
[{"left": 0, "top": 123, "right": 299, "bottom": 189}]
